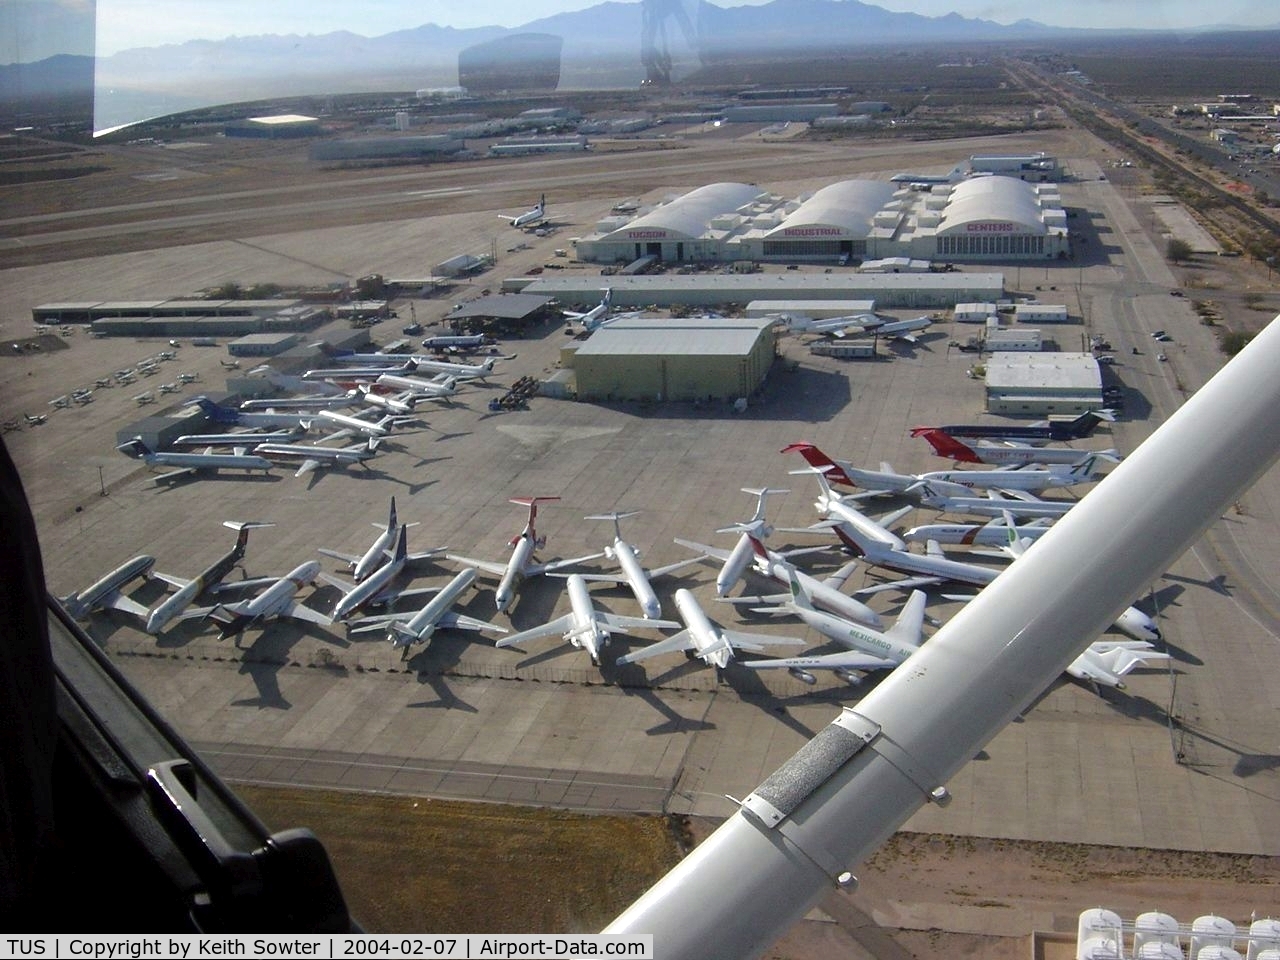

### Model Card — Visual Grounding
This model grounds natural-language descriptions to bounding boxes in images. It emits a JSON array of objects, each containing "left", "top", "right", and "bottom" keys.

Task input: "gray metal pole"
[{"left": 607, "top": 316, "right": 1280, "bottom": 959}]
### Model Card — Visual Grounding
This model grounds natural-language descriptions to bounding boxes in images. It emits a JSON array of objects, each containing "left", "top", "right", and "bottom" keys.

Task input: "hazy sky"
[{"left": 5, "top": 0, "right": 1276, "bottom": 63}]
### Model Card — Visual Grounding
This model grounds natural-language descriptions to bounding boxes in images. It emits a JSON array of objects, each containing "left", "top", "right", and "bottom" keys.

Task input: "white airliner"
[
  {"left": 614, "top": 588, "right": 804, "bottom": 670},
  {"left": 562, "top": 289, "right": 620, "bottom": 331},
  {"left": 253, "top": 437, "right": 381, "bottom": 477},
  {"left": 563, "top": 511, "right": 706, "bottom": 619},
  {"left": 748, "top": 569, "right": 1168, "bottom": 691},
  {"left": 185, "top": 396, "right": 318, "bottom": 429},
  {"left": 901, "top": 518, "right": 1053, "bottom": 547},
  {"left": 374, "top": 372, "right": 460, "bottom": 400},
  {"left": 796, "top": 469, "right": 1162, "bottom": 642},
  {"left": 347, "top": 568, "right": 507, "bottom": 656},
  {"left": 741, "top": 570, "right": 928, "bottom": 684},
  {"left": 420, "top": 333, "right": 489, "bottom": 353},
  {"left": 320, "top": 497, "right": 413, "bottom": 582},
  {"left": 312, "top": 409, "right": 409, "bottom": 438},
  {"left": 913, "top": 428, "right": 1121, "bottom": 468},
  {"left": 117, "top": 437, "right": 274, "bottom": 483},
  {"left": 322, "top": 525, "right": 432, "bottom": 622},
  {"left": 60, "top": 555, "right": 156, "bottom": 621},
  {"left": 499, "top": 194, "right": 546, "bottom": 229},
  {"left": 146, "top": 522, "right": 272, "bottom": 635},
  {"left": 190, "top": 559, "right": 331, "bottom": 641},
  {"left": 410, "top": 356, "right": 498, "bottom": 380},
  {"left": 444, "top": 497, "right": 605, "bottom": 614},
  {"left": 676, "top": 530, "right": 882, "bottom": 630},
  {"left": 837, "top": 315, "right": 935, "bottom": 343},
  {"left": 913, "top": 484, "right": 1078, "bottom": 519},
  {"left": 784, "top": 441, "right": 1105, "bottom": 496},
  {"left": 496, "top": 574, "right": 680, "bottom": 666},
  {"left": 773, "top": 312, "right": 880, "bottom": 336},
  {"left": 354, "top": 384, "right": 419, "bottom": 416}
]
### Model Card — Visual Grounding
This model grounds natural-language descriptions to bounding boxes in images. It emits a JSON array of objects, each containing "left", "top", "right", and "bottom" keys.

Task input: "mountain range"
[{"left": 0, "top": 0, "right": 1272, "bottom": 132}]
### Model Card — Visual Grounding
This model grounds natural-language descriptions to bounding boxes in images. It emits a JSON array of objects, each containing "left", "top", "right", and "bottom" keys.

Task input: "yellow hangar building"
[{"left": 566, "top": 316, "right": 777, "bottom": 404}]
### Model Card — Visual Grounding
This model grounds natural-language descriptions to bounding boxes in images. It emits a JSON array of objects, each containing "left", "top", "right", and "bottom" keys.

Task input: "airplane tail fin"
[
  {"left": 914, "top": 429, "right": 980, "bottom": 463},
  {"left": 780, "top": 443, "right": 854, "bottom": 486},
  {"left": 223, "top": 520, "right": 274, "bottom": 555},
  {"left": 394, "top": 524, "right": 409, "bottom": 562},
  {"left": 117, "top": 437, "right": 150, "bottom": 458},
  {"left": 388, "top": 496, "right": 398, "bottom": 532},
  {"left": 783, "top": 565, "right": 814, "bottom": 611},
  {"left": 885, "top": 590, "right": 928, "bottom": 648}
]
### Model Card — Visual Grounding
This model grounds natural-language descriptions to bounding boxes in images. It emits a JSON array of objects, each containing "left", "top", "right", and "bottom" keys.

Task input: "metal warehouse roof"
[
  {"left": 446, "top": 293, "right": 553, "bottom": 320},
  {"left": 605, "top": 183, "right": 767, "bottom": 240},
  {"left": 984, "top": 351, "right": 1102, "bottom": 390},
  {"left": 937, "top": 176, "right": 1052, "bottom": 235},
  {"left": 574, "top": 317, "right": 774, "bottom": 357}
]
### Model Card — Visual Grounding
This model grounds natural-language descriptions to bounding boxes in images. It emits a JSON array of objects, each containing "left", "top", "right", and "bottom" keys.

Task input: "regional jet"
[
  {"left": 420, "top": 333, "right": 490, "bottom": 354},
  {"left": 499, "top": 194, "right": 546, "bottom": 229},
  {"left": 614, "top": 588, "right": 804, "bottom": 671},
  {"left": 496, "top": 574, "right": 679, "bottom": 666},
  {"left": 347, "top": 568, "right": 507, "bottom": 657},
  {"left": 444, "top": 497, "right": 605, "bottom": 614}
]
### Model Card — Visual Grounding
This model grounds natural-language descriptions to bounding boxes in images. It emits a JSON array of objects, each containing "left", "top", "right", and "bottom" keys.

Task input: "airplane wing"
[
  {"left": 853, "top": 575, "right": 946, "bottom": 596},
  {"left": 318, "top": 548, "right": 362, "bottom": 566},
  {"left": 439, "top": 612, "right": 508, "bottom": 634},
  {"left": 673, "top": 538, "right": 733, "bottom": 562},
  {"left": 405, "top": 548, "right": 448, "bottom": 564},
  {"left": 526, "top": 551, "right": 608, "bottom": 576},
  {"left": 645, "top": 556, "right": 709, "bottom": 579},
  {"left": 1092, "top": 646, "right": 1172, "bottom": 677},
  {"left": 153, "top": 571, "right": 194, "bottom": 590},
  {"left": 100, "top": 591, "right": 151, "bottom": 620},
  {"left": 597, "top": 613, "right": 681, "bottom": 633},
  {"left": 294, "top": 459, "right": 322, "bottom": 477},
  {"left": 152, "top": 467, "right": 197, "bottom": 484},
  {"left": 279, "top": 600, "right": 333, "bottom": 627},
  {"left": 318, "top": 571, "right": 357, "bottom": 593},
  {"left": 822, "top": 560, "right": 860, "bottom": 590},
  {"left": 443, "top": 553, "right": 512, "bottom": 577},
  {"left": 740, "top": 649, "right": 898, "bottom": 672},
  {"left": 347, "top": 612, "right": 415, "bottom": 633},
  {"left": 615, "top": 630, "right": 695, "bottom": 665},
  {"left": 494, "top": 614, "right": 575, "bottom": 649},
  {"left": 723, "top": 629, "right": 806, "bottom": 654}
]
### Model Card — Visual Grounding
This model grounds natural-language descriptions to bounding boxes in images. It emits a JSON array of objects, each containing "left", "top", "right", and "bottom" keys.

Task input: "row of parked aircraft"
[{"left": 69, "top": 419, "right": 1170, "bottom": 696}]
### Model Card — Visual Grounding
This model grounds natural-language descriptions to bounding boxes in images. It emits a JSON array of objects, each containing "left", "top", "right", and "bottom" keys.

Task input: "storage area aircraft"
[
  {"left": 497, "top": 574, "right": 679, "bottom": 666},
  {"left": 567, "top": 511, "right": 706, "bottom": 619},
  {"left": 615, "top": 588, "right": 805, "bottom": 670},
  {"left": 499, "top": 194, "right": 547, "bottom": 229},
  {"left": 347, "top": 567, "right": 507, "bottom": 657},
  {"left": 908, "top": 409, "right": 1114, "bottom": 445},
  {"left": 117, "top": 437, "right": 275, "bottom": 483},
  {"left": 445, "top": 497, "right": 605, "bottom": 614},
  {"left": 913, "top": 428, "right": 1120, "bottom": 467},
  {"left": 191, "top": 559, "right": 332, "bottom": 641},
  {"left": 145, "top": 522, "right": 272, "bottom": 635}
]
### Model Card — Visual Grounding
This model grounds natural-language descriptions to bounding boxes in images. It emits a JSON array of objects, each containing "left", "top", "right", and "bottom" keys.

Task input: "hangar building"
[
  {"left": 572, "top": 175, "right": 1066, "bottom": 267},
  {"left": 984, "top": 352, "right": 1103, "bottom": 415},
  {"left": 568, "top": 317, "right": 776, "bottom": 403}
]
